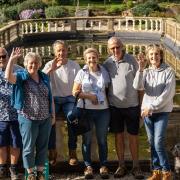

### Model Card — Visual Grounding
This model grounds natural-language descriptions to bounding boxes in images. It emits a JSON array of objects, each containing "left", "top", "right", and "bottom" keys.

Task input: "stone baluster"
[
  {"left": 35, "top": 47, "right": 39, "bottom": 54},
  {"left": 61, "top": 23, "right": 65, "bottom": 31},
  {"left": 98, "top": 21, "right": 101, "bottom": 31},
  {"left": 30, "top": 23, "right": 33, "bottom": 33},
  {"left": 125, "top": 19, "right": 128, "bottom": 30},
  {"left": 48, "top": 22, "right": 51, "bottom": 32},
  {"left": 55, "top": 22, "right": 58, "bottom": 32},
  {"left": 25, "top": 23, "right": 28, "bottom": 34},
  {"left": 133, "top": 19, "right": 135, "bottom": 31},
  {"left": 99, "top": 44, "right": 102, "bottom": 55},
  {"left": 48, "top": 46, "right": 51, "bottom": 56},
  {"left": 41, "top": 46, "right": 45, "bottom": 56},
  {"left": 139, "top": 19, "right": 142, "bottom": 31},
  {"left": 90, "top": 20, "right": 93, "bottom": 30},
  {"left": 150, "top": 19, "right": 153, "bottom": 31},
  {"left": 133, "top": 45, "right": 136, "bottom": 55},
  {"left": 155, "top": 20, "right": 158, "bottom": 31},
  {"left": 118, "top": 19, "right": 121, "bottom": 30},
  {"left": 41, "top": 22, "right": 44, "bottom": 32},
  {"left": 35, "top": 23, "right": 38, "bottom": 33},
  {"left": 125, "top": 44, "right": 128, "bottom": 52},
  {"left": 145, "top": 20, "right": 148, "bottom": 31},
  {"left": 21, "top": 24, "right": 25, "bottom": 34},
  {"left": 76, "top": 46, "right": 80, "bottom": 55}
]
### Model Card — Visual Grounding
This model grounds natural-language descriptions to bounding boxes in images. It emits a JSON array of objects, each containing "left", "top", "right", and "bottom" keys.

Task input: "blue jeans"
[
  {"left": 144, "top": 112, "right": 170, "bottom": 171},
  {"left": 18, "top": 115, "right": 51, "bottom": 169},
  {"left": 54, "top": 95, "right": 77, "bottom": 150},
  {"left": 82, "top": 109, "right": 110, "bottom": 167}
]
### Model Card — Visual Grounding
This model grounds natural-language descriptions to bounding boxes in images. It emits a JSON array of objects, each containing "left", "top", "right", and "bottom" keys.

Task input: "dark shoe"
[
  {"left": 9, "top": 167, "right": 21, "bottom": 180},
  {"left": 0, "top": 166, "right": 8, "bottom": 179},
  {"left": 27, "top": 172, "right": 36, "bottom": 180},
  {"left": 69, "top": 150, "right": 78, "bottom": 166},
  {"left": 37, "top": 171, "right": 45, "bottom": 180},
  {"left": 84, "top": 166, "right": 93, "bottom": 179},
  {"left": 114, "top": 165, "right": 127, "bottom": 178},
  {"left": 131, "top": 167, "right": 144, "bottom": 179},
  {"left": 100, "top": 166, "right": 109, "bottom": 179}
]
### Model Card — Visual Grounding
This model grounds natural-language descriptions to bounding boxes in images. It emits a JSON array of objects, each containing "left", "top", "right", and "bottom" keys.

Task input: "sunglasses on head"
[{"left": 0, "top": 55, "right": 6, "bottom": 59}]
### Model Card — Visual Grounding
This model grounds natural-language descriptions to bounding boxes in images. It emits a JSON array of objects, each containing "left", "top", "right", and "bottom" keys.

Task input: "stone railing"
[{"left": 0, "top": 16, "right": 165, "bottom": 47}]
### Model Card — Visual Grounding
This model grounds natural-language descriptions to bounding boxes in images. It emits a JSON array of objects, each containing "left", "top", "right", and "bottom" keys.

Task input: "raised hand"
[
  {"left": 50, "top": 57, "right": 62, "bottom": 71},
  {"left": 9, "top": 47, "right": 22, "bottom": 61},
  {"left": 136, "top": 52, "right": 146, "bottom": 71}
]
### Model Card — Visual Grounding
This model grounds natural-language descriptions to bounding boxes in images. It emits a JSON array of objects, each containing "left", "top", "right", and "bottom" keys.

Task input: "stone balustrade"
[{"left": 0, "top": 16, "right": 180, "bottom": 77}]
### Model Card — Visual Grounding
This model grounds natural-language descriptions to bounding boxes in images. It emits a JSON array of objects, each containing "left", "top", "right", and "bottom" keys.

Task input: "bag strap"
[{"left": 74, "top": 92, "right": 86, "bottom": 109}]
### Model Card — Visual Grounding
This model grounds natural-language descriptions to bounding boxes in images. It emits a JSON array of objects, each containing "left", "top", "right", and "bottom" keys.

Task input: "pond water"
[{"left": 17, "top": 39, "right": 179, "bottom": 161}]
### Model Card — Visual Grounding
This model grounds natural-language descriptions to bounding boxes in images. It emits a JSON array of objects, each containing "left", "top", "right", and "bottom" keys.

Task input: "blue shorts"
[{"left": 0, "top": 121, "right": 22, "bottom": 148}]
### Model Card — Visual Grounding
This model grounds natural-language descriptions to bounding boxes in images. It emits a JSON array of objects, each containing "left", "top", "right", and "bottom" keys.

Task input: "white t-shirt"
[
  {"left": 43, "top": 60, "right": 80, "bottom": 97},
  {"left": 74, "top": 67, "right": 109, "bottom": 110}
]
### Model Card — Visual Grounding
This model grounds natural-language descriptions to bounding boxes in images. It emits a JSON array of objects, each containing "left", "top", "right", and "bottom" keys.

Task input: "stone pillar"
[
  {"left": 108, "top": 19, "right": 114, "bottom": 31},
  {"left": 70, "top": 20, "right": 77, "bottom": 31}
]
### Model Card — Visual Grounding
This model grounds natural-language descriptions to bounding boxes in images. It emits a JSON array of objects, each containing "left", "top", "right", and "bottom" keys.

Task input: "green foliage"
[
  {"left": 3, "top": 5, "right": 19, "bottom": 20},
  {"left": 175, "top": 14, "right": 180, "bottom": 23},
  {"left": 107, "top": 4, "right": 127, "bottom": 15},
  {"left": 126, "top": 0, "right": 134, "bottom": 9},
  {"left": 18, "top": 0, "right": 47, "bottom": 13},
  {"left": 0, "top": 0, "right": 24, "bottom": 5},
  {"left": 132, "top": 0, "right": 161, "bottom": 16},
  {"left": 45, "top": 6, "right": 68, "bottom": 18}
]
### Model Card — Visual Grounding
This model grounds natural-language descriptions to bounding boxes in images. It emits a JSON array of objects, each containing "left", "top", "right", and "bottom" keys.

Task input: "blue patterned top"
[
  {"left": 0, "top": 65, "right": 22, "bottom": 121},
  {"left": 18, "top": 78, "right": 50, "bottom": 120}
]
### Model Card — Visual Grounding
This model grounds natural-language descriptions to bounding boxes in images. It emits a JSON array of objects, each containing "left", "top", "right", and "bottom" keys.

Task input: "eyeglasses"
[{"left": 0, "top": 55, "right": 6, "bottom": 59}]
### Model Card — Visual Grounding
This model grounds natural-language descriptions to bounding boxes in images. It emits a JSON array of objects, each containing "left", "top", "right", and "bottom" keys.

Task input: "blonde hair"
[
  {"left": 83, "top": 47, "right": 99, "bottom": 60},
  {"left": 146, "top": 44, "right": 164, "bottom": 64},
  {"left": 24, "top": 52, "right": 42, "bottom": 68}
]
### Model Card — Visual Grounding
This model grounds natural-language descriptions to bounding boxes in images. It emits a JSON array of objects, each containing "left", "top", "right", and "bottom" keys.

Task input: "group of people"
[{"left": 0, "top": 36, "right": 175, "bottom": 180}]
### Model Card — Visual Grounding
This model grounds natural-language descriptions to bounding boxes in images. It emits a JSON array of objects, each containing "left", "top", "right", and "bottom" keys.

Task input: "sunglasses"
[{"left": 0, "top": 55, "right": 6, "bottom": 59}]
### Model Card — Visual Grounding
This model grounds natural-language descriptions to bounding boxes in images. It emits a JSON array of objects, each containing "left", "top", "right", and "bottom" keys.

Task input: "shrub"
[
  {"left": 107, "top": 5, "right": 127, "bottom": 15},
  {"left": 45, "top": 6, "right": 68, "bottom": 18},
  {"left": 19, "top": 9, "right": 45, "bottom": 19},
  {"left": 18, "top": 0, "right": 47, "bottom": 13},
  {"left": 132, "top": 0, "right": 161, "bottom": 16},
  {"left": 4, "top": 5, "right": 19, "bottom": 20}
]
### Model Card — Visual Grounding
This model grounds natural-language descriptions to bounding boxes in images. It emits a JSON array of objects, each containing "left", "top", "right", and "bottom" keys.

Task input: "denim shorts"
[
  {"left": 0, "top": 121, "right": 22, "bottom": 148},
  {"left": 109, "top": 106, "right": 140, "bottom": 135}
]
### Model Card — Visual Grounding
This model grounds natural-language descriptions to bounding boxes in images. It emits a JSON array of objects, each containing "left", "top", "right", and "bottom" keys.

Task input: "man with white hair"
[
  {"left": 0, "top": 47, "right": 22, "bottom": 179},
  {"left": 103, "top": 37, "right": 144, "bottom": 179}
]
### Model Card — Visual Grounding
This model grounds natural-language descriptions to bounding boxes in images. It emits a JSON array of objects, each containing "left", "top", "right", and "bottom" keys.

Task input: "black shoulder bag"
[{"left": 67, "top": 95, "right": 92, "bottom": 136}]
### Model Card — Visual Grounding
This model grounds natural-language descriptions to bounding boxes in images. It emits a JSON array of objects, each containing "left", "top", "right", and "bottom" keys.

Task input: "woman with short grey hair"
[{"left": 5, "top": 48, "right": 54, "bottom": 180}]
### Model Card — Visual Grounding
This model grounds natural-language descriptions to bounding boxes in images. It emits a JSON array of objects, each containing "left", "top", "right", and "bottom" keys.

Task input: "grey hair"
[
  {"left": 107, "top": 37, "right": 123, "bottom": 48},
  {"left": 52, "top": 40, "right": 67, "bottom": 51},
  {"left": 24, "top": 52, "right": 42, "bottom": 67},
  {"left": 83, "top": 47, "right": 99, "bottom": 60}
]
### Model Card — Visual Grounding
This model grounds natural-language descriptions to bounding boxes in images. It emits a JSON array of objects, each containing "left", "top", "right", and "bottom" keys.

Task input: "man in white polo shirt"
[
  {"left": 43, "top": 40, "right": 80, "bottom": 166},
  {"left": 103, "top": 37, "right": 144, "bottom": 179}
]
